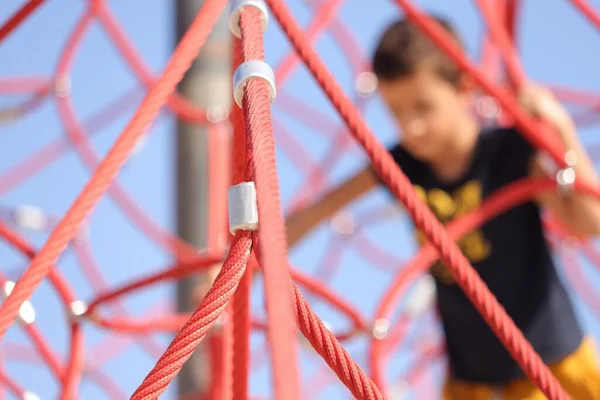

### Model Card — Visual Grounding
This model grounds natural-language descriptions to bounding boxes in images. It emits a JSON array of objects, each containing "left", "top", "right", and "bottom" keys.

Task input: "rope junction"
[{"left": 1, "top": 0, "right": 600, "bottom": 398}]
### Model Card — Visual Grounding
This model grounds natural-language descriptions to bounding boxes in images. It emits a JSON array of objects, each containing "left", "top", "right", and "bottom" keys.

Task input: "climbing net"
[{"left": 2, "top": 0, "right": 600, "bottom": 398}]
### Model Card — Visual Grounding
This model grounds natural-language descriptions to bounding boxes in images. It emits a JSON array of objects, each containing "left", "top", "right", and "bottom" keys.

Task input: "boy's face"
[{"left": 378, "top": 69, "right": 471, "bottom": 162}]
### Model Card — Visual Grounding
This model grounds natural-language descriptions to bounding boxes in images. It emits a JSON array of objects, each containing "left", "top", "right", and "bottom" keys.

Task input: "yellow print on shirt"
[{"left": 414, "top": 180, "right": 491, "bottom": 284}]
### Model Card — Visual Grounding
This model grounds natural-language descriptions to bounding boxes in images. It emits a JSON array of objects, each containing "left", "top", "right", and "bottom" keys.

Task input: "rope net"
[{"left": 1, "top": 0, "right": 600, "bottom": 398}]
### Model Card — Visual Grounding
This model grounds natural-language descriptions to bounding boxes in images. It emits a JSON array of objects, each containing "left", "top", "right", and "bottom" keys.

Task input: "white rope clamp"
[
  {"left": 228, "top": 182, "right": 259, "bottom": 234},
  {"left": 22, "top": 391, "right": 41, "bottom": 400},
  {"left": 67, "top": 299, "right": 88, "bottom": 323},
  {"left": 3, "top": 281, "right": 36, "bottom": 324},
  {"left": 233, "top": 60, "right": 276, "bottom": 108},
  {"left": 13, "top": 204, "right": 48, "bottom": 231},
  {"left": 405, "top": 275, "right": 436, "bottom": 317},
  {"left": 557, "top": 150, "right": 578, "bottom": 195},
  {"left": 228, "top": 0, "right": 269, "bottom": 39}
]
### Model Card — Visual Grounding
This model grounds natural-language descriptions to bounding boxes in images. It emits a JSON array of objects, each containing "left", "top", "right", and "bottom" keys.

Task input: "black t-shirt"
[{"left": 382, "top": 126, "right": 583, "bottom": 384}]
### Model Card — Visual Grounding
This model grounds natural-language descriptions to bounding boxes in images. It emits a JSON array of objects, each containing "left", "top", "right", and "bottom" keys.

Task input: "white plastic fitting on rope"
[
  {"left": 372, "top": 317, "right": 389, "bottom": 340},
  {"left": 68, "top": 299, "right": 88, "bottom": 322},
  {"left": 23, "top": 391, "right": 41, "bottom": 400},
  {"left": 233, "top": 60, "right": 276, "bottom": 108},
  {"left": 228, "top": 182, "right": 259, "bottom": 234},
  {"left": 3, "top": 281, "right": 36, "bottom": 324},
  {"left": 388, "top": 380, "right": 411, "bottom": 400},
  {"left": 14, "top": 204, "right": 48, "bottom": 231},
  {"left": 557, "top": 149, "right": 578, "bottom": 195},
  {"left": 228, "top": 0, "right": 269, "bottom": 38},
  {"left": 405, "top": 275, "right": 436, "bottom": 317},
  {"left": 536, "top": 149, "right": 578, "bottom": 195}
]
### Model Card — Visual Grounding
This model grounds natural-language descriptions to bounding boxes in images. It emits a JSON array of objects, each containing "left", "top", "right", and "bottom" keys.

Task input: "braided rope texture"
[
  {"left": 0, "top": 0, "right": 228, "bottom": 341},
  {"left": 264, "top": 0, "right": 569, "bottom": 398},
  {"left": 131, "top": 231, "right": 253, "bottom": 399}
]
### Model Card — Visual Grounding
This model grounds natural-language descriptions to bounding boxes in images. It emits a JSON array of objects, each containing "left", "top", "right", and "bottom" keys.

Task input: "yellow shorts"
[{"left": 443, "top": 338, "right": 600, "bottom": 400}]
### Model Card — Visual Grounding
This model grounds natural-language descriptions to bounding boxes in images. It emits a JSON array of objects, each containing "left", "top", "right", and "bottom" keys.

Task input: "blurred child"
[{"left": 285, "top": 16, "right": 600, "bottom": 399}]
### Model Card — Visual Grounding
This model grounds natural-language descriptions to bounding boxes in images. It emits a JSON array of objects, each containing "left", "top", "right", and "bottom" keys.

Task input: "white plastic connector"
[
  {"left": 55, "top": 74, "right": 71, "bottom": 98},
  {"left": 228, "top": 0, "right": 269, "bottom": 38},
  {"left": 536, "top": 150, "right": 578, "bottom": 195},
  {"left": 22, "top": 390, "right": 41, "bottom": 400},
  {"left": 557, "top": 151, "right": 577, "bottom": 195},
  {"left": 388, "top": 380, "right": 411, "bottom": 400},
  {"left": 372, "top": 318, "right": 389, "bottom": 340},
  {"left": 233, "top": 60, "right": 276, "bottom": 108},
  {"left": 228, "top": 182, "right": 259, "bottom": 234},
  {"left": 405, "top": 275, "right": 436, "bottom": 317},
  {"left": 68, "top": 300, "right": 88, "bottom": 322},
  {"left": 476, "top": 95, "right": 501, "bottom": 119},
  {"left": 14, "top": 204, "right": 48, "bottom": 232},
  {"left": 565, "top": 149, "right": 578, "bottom": 167},
  {"left": 330, "top": 211, "right": 356, "bottom": 239},
  {"left": 3, "top": 281, "right": 36, "bottom": 324},
  {"left": 556, "top": 167, "right": 576, "bottom": 193},
  {"left": 355, "top": 71, "right": 378, "bottom": 97}
]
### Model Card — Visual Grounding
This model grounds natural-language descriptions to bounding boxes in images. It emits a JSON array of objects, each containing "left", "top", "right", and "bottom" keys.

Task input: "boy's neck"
[{"left": 428, "top": 116, "right": 480, "bottom": 184}]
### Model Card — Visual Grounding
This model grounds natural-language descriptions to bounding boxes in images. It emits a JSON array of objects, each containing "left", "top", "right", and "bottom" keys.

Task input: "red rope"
[
  {"left": 264, "top": 0, "right": 569, "bottom": 398},
  {"left": 0, "top": 221, "right": 82, "bottom": 398},
  {"left": 0, "top": 0, "right": 45, "bottom": 42},
  {"left": 290, "top": 281, "right": 384, "bottom": 399},
  {"left": 131, "top": 231, "right": 252, "bottom": 399},
  {"left": 239, "top": 7, "right": 301, "bottom": 398},
  {"left": 250, "top": 234, "right": 384, "bottom": 399},
  {"left": 0, "top": 0, "right": 227, "bottom": 340},
  {"left": 2, "top": 0, "right": 600, "bottom": 398},
  {"left": 474, "top": 0, "right": 526, "bottom": 88},
  {"left": 570, "top": 0, "right": 600, "bottom": 31},
  {"left": 230, "top": 35, "right": 252, "bottom": 400}
]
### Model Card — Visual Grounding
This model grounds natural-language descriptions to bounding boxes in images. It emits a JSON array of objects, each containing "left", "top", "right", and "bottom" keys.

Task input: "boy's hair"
[{"left": 372, "top": 16, "right": 463, "bottom": 85}]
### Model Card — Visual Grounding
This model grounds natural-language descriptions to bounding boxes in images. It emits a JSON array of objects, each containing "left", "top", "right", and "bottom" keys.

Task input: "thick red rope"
[
  {"left": 249, "top": 233, "right": 384, "bottom": 399},
  {"left": 264, "top": 0, "right": 569, "bottom": 398},
  {"left": 131, "top": 231, "right": 253, "bottom": 399},
  {"left": 239, "top": 7, "right": 301, "bottom": 399},
  {"left": 0, "top": 0, "right": 45, "bottom": 42},
  {"left": 2, "top": 0, "right": 600, "bottom": 398},
  {"left": 230, "top": 34, "right": 252, "bottom": 400},
  {"left": 0, "top": 0, "right": 227, "bottom": 340}
]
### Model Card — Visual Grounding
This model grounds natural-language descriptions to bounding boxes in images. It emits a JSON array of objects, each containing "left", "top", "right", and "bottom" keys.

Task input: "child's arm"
[
  {"left": 520, "top": 85, "right": 600, "bottom": 237},
  {"left": 286, "top": 167, "right": 380, "bottom": 248}
]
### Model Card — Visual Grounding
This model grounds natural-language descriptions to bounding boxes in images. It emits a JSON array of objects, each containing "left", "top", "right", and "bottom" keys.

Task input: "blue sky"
[{"left": 1, "top": 0, "right": 600, "bottom": 399}]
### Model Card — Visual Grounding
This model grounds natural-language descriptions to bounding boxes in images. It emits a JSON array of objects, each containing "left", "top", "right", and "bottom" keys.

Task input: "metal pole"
[{"left": 175, "top": 0, "right": 231, "bottom": 397}]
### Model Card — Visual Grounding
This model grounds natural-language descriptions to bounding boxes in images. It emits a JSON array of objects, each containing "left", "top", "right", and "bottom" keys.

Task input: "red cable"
[
  {"left": 264, "top": 1, "right": 568, "bottom": 398},
  {"left": 392, "top": 0, "right": 567, "bottom": 165},
  {"left": 230, "top": 37, "right": 252, "bottom": 400},
  {"left": 1, "top": 0, "right": 600, "bottom": 398},
  {"left": 86, "top": 255, "right": 220, "bottom": 315},
  {"left": 0, "top": 0, "right": 227, "bottom": 340},
  {"left": 0, "top": 87, "right": 143, "bottom": 195},
  {"left": 0, "top": 225, "right": 64, "bottom": 379},
  {"left": 275, "top": 0, "right": 347, "bottom": 86},
  {"left": 0, "top": 371, "right": 25, "bottom": 398},
  {"left": 289, "top": 275, "right": 384, "bottom": 399},
  {"left": 0, "top": 0, "right": 45, "bottom": 42},
  {"left": 0, "top": 221, "right": 82, "bottom": 398},
  {"left": 131, "top": 231, "right": 252, "bottom": 399},
  {"left": 0, "top": 77, "right": 48, "bottom": 93},
  {"left": 250, "top": 231, "right": 384, "bottom": 399},
  {"left": 52, "top": 12, "right": 199, "bottom": 261},
  {"left": 94, "top": 1, "right": 210, "bottom": 125},
  {"left": 71, "top": 240, "right": 167, "bottom": 365},
  {"left": 570, "top": 0, "right": 600, "bottom": 31},
  {"left": 239, "top": 7, "right": 302, "bottom": 399},
  {"left": 474, "top": 0, "right": 527, "bottom": 88}
]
